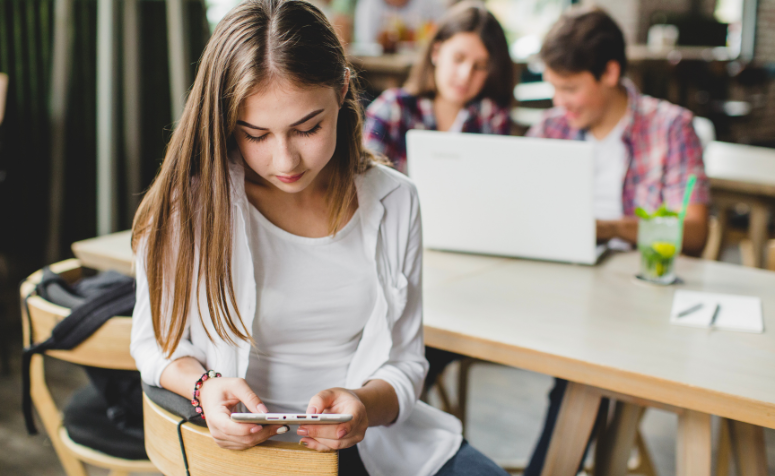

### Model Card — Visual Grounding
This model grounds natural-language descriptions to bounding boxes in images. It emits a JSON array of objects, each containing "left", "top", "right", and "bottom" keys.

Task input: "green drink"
[{"left": 637, "top": 215, "right": 680, "bottom": 284}]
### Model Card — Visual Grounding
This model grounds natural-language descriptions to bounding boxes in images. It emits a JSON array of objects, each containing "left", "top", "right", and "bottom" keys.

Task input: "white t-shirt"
[
  {"left": 244, "top": 206, "right": 377, "bottom": 421},
  {"left": 585, "top": 113, "right": 630, "bottom": 220}
]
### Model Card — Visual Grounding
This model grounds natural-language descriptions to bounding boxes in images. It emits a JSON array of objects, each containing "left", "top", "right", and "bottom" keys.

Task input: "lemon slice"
[{"left": 651, "top": 242, "right": 676, "bottom": 259}]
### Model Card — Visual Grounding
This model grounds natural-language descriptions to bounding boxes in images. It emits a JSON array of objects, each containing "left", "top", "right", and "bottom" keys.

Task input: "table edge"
[{"left": 425, "top": 326, "right": 775, "bottom": 428}]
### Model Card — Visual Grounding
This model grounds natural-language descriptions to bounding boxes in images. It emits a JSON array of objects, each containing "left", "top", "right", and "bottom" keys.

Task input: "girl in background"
[
  {"left": 363, "top": 1, "right": 514, "bottom": 173},
  {"left": 364, "top": 1, "right": 514, "bottom": 395}
]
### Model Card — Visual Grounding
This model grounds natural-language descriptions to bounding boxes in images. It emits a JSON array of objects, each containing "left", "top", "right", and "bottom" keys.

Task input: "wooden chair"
[
  {"left": 143, "top": 392, "right": 338, "bottom": 476},
  {"left": 21, "top": 259, "right": 157, "bottom": 476}
]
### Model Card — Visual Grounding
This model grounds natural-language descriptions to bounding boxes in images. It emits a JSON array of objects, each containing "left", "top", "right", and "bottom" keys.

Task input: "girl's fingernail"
[
  {"left": 250, "top": 425, "right": 262, "bottom": 434},
  {"left": 299, "top": 440, "right": 308, "bottom": 447},
  {"left": 258, "top": 404, "right": 269, "bottom": 413},
  {"left": 337, "top": 429, "right": 346, "bottom": 439},
  {"left": 308, "top": 407, "right": 318, "bottom": 414},
  {"left": 297, "top": 428, "right": 308, "bottom": 436},
  {"left": 276, "top": 425, "right": 289, "bottom": 435}
]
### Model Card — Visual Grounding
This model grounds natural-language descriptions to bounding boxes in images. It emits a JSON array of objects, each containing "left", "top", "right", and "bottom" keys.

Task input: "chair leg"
[
  {"left": 740, "top": 239, "right": 757, "bottom": 268},
  {"left": 630, "top": 429, "right": 658, "bottom": 476},
  {"left": 456, "top": 358, "right": 475, "bottom": 434},
  {"left": 716, "top": 419, "right": 732, "bottom": 476},
  {"left": 30, "top": 355, "right": 89, "bottom": 476},
  {"left": 702, "top": 215, "right": 723, "bottom": 261},
  {"left": 727, "top": 419, "right": 768, "bottom": 476},
  {"left": 748, "top": 203, "right": 769, "bottom": 268},
  {"left": 766, "top": 239, "right": 775, "bottom": 271},
  {"left": 593, "top": 401, "right": 642, "bottom": 476},
  {"left": 434, "top": 372, "right": 455, "bottom": 417}
]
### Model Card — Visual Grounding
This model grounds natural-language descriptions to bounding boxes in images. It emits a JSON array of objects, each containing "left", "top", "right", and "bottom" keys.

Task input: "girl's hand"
[
  {"left": 297, "top": 388, "right": 368, "bottom": 451},
  {"left": 199, "top": 377, "right": 288, "bottom": 450}
]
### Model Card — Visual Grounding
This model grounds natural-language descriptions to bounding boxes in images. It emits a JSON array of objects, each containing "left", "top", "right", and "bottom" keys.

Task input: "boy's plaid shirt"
[
  {"left": 527, "top": 79, "right": 710, "bottom": 215},
  {"left": 364, "top": 88, "right": 511, "bottom": 173}
]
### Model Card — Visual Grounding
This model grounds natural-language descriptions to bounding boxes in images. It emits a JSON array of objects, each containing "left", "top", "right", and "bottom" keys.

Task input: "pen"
[
  {"left": 709, "top": 304, "right": 721, "bottom": 327},
  {"left": 676, "top": 302, "right": 703, "bottom": 318}
]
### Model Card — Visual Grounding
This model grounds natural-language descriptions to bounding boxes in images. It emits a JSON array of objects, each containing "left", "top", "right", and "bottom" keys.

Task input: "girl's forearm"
[
  {"left": 159, "top": 356, "right": 207, "bottom": 399},
  {"left": 353, "top": 379, "right": 399, "bottom": 427}
]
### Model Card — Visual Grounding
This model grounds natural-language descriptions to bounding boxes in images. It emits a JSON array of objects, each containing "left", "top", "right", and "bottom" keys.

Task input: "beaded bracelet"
[{"left": 191, "top": 370, "right": 221, "bottom": 419}]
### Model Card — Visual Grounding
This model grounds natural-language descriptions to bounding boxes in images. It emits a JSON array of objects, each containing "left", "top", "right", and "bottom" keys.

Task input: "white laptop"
[{"left": 406, "top": 130, "right": 604, "bottom": 265}]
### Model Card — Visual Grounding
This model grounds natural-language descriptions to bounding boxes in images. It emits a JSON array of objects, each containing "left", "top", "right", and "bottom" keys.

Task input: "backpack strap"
[{"left": 21, "top": 279, "right": 136, "bottom": 435}]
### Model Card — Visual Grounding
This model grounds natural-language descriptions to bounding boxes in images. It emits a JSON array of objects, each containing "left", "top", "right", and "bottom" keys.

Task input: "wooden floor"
[{"left": 1, "top": 247, "right": 774, "bottom": 475}]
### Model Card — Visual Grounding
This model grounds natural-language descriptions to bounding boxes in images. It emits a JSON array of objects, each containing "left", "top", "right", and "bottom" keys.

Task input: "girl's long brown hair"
[
  {"left": 404, "top": 1, "right": 514, "bottom": 107},
  {"left": 132, "top": 0, "right": 379, "bottom": 356}
]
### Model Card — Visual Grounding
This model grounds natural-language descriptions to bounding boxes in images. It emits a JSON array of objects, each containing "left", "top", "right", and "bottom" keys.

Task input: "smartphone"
[{"left": 230, "top": 413, "right": 352, "bottom": 425}]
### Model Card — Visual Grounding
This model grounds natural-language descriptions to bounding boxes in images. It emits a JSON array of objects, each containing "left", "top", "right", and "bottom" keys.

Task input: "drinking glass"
[{"left": 637, "top": 216, "right": 680, "bottom": 284}]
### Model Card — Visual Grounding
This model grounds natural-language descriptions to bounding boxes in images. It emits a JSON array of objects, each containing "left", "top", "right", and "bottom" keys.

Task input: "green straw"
[{"left": 676, "top": 174, "right": 697, "bottom": 252}]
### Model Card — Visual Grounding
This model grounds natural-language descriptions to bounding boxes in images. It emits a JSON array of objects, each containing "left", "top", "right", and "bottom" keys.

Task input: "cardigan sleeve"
[
  {"left": 130, "top": 240, "right": 207, "bottom": 386},
  {"left": 368, "top": 182, "right": 427, "bottom": 425}
]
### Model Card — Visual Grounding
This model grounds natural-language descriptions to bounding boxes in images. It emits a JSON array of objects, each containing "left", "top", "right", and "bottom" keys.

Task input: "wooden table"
[
  {"left": 73, "top": 233, "right": 774, "bottom": 475},
  {"left": 423, "top": 250, "right": 774, "bottom": 476},
  {"left": 704, "top": 141, "right": 775, "bottom": 268},
  {"left": 71, "top": 230, "right": 133, "bottom": 276}
]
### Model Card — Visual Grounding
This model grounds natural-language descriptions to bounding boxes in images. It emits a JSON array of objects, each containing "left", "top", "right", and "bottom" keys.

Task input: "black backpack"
[{"left": 21, "top": 267, "right": 141, "bottom": 438}]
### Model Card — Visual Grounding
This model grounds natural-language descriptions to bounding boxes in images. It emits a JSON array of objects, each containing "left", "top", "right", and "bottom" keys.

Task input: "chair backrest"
[
  {"left": 143, "top": 394, "right": 338, "bottom": 476},
  {"left": 20, "top": 259, "right": 156, "bottom": 476},
  {"left": 692, "top": 116, "right": 716, "bottom": 150},
  {"left": 21, "top": 258, "right": 136, "bottom": 370}
]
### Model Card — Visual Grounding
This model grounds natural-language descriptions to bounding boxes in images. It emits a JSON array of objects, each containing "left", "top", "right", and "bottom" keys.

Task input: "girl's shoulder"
[{"left": 359, "top": 163, "right": 419, "bottom": 206}]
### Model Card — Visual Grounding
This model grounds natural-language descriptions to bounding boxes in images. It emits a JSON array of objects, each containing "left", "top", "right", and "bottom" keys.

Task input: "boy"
[{"left": 524, "top": 7, "right": 710, "bottom": 475}]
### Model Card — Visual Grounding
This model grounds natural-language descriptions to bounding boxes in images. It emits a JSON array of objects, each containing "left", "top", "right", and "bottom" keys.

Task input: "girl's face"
[
  {"left": 235, "top": 78, "right": 346, "bottom": 194},
  {"left": 432, "top": 32, "right": 490, "bottom": 106}
]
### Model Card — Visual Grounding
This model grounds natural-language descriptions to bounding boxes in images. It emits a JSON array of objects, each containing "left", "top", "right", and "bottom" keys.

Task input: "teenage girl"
[{"left": 130, "top": 1, "right": 509, "bottom": 475}]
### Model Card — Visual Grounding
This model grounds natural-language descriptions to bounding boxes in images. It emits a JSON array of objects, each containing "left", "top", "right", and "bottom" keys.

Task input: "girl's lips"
[{"left": 276, "top": 172, "right": 305, "bottom": 183}]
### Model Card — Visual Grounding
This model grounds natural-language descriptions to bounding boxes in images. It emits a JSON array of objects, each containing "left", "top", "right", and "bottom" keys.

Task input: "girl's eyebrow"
[{"left": 237, "top": 109, "right": 325, "bottom": 131}]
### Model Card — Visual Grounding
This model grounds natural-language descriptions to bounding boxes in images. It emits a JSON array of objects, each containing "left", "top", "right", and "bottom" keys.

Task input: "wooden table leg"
[
  {"left": 727, "top": 419, "right": 768, "bottom": 476},
  {"left": 593, "top": 401, "right": 643, "bottom": 476},
  {"left": 716, "top": 419, "right": 732, "bottom": 476},
  {"left": 677, "top": 410, "right": 711, "bottom": 476},
  {"left": 541, "top": 382, "right": 602, "bottom": 476},
  {"left": 748, "top": 202, "right": 769, "bottom": 268}
]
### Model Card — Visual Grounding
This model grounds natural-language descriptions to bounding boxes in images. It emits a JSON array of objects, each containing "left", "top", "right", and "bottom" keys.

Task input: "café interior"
[{"left": 1, "top": 0, "right": 775, "bottom": 475}]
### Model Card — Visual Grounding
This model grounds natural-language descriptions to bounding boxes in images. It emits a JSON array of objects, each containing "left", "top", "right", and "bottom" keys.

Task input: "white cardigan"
[{"left": 130, "top": 160, "right": 463, "bottom": 476}]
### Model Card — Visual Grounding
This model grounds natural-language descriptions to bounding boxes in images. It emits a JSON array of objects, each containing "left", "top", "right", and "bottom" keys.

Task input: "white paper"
[{"left": 670, "top": 290, "right": 763, "bottom": 333}]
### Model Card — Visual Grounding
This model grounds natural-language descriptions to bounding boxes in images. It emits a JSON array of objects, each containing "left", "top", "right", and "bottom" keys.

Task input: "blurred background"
[
  {"left": 1, "top": 0, "right": 774, "bottom": 474},
  {"left": 1, "top": 0, "right": 772, "bottom": 285}
]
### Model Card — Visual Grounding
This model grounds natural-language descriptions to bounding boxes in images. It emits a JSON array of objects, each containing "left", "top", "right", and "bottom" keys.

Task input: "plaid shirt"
[
  {"left": 364, "top": 88, "right": 511, "bottom": 173},
  {"left": 527, "top": 79, "right": 710, "bottom": 216}
]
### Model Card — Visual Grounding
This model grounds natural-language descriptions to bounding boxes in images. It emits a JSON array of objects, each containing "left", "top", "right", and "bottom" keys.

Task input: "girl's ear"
[{"left": 340, "top": 68, "right": 351, "bottom": 107}]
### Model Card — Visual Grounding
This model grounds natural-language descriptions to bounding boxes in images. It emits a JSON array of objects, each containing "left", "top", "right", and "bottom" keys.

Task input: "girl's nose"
[{"left": 273, "top": 137, "right": 300, "bottom": 173}]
